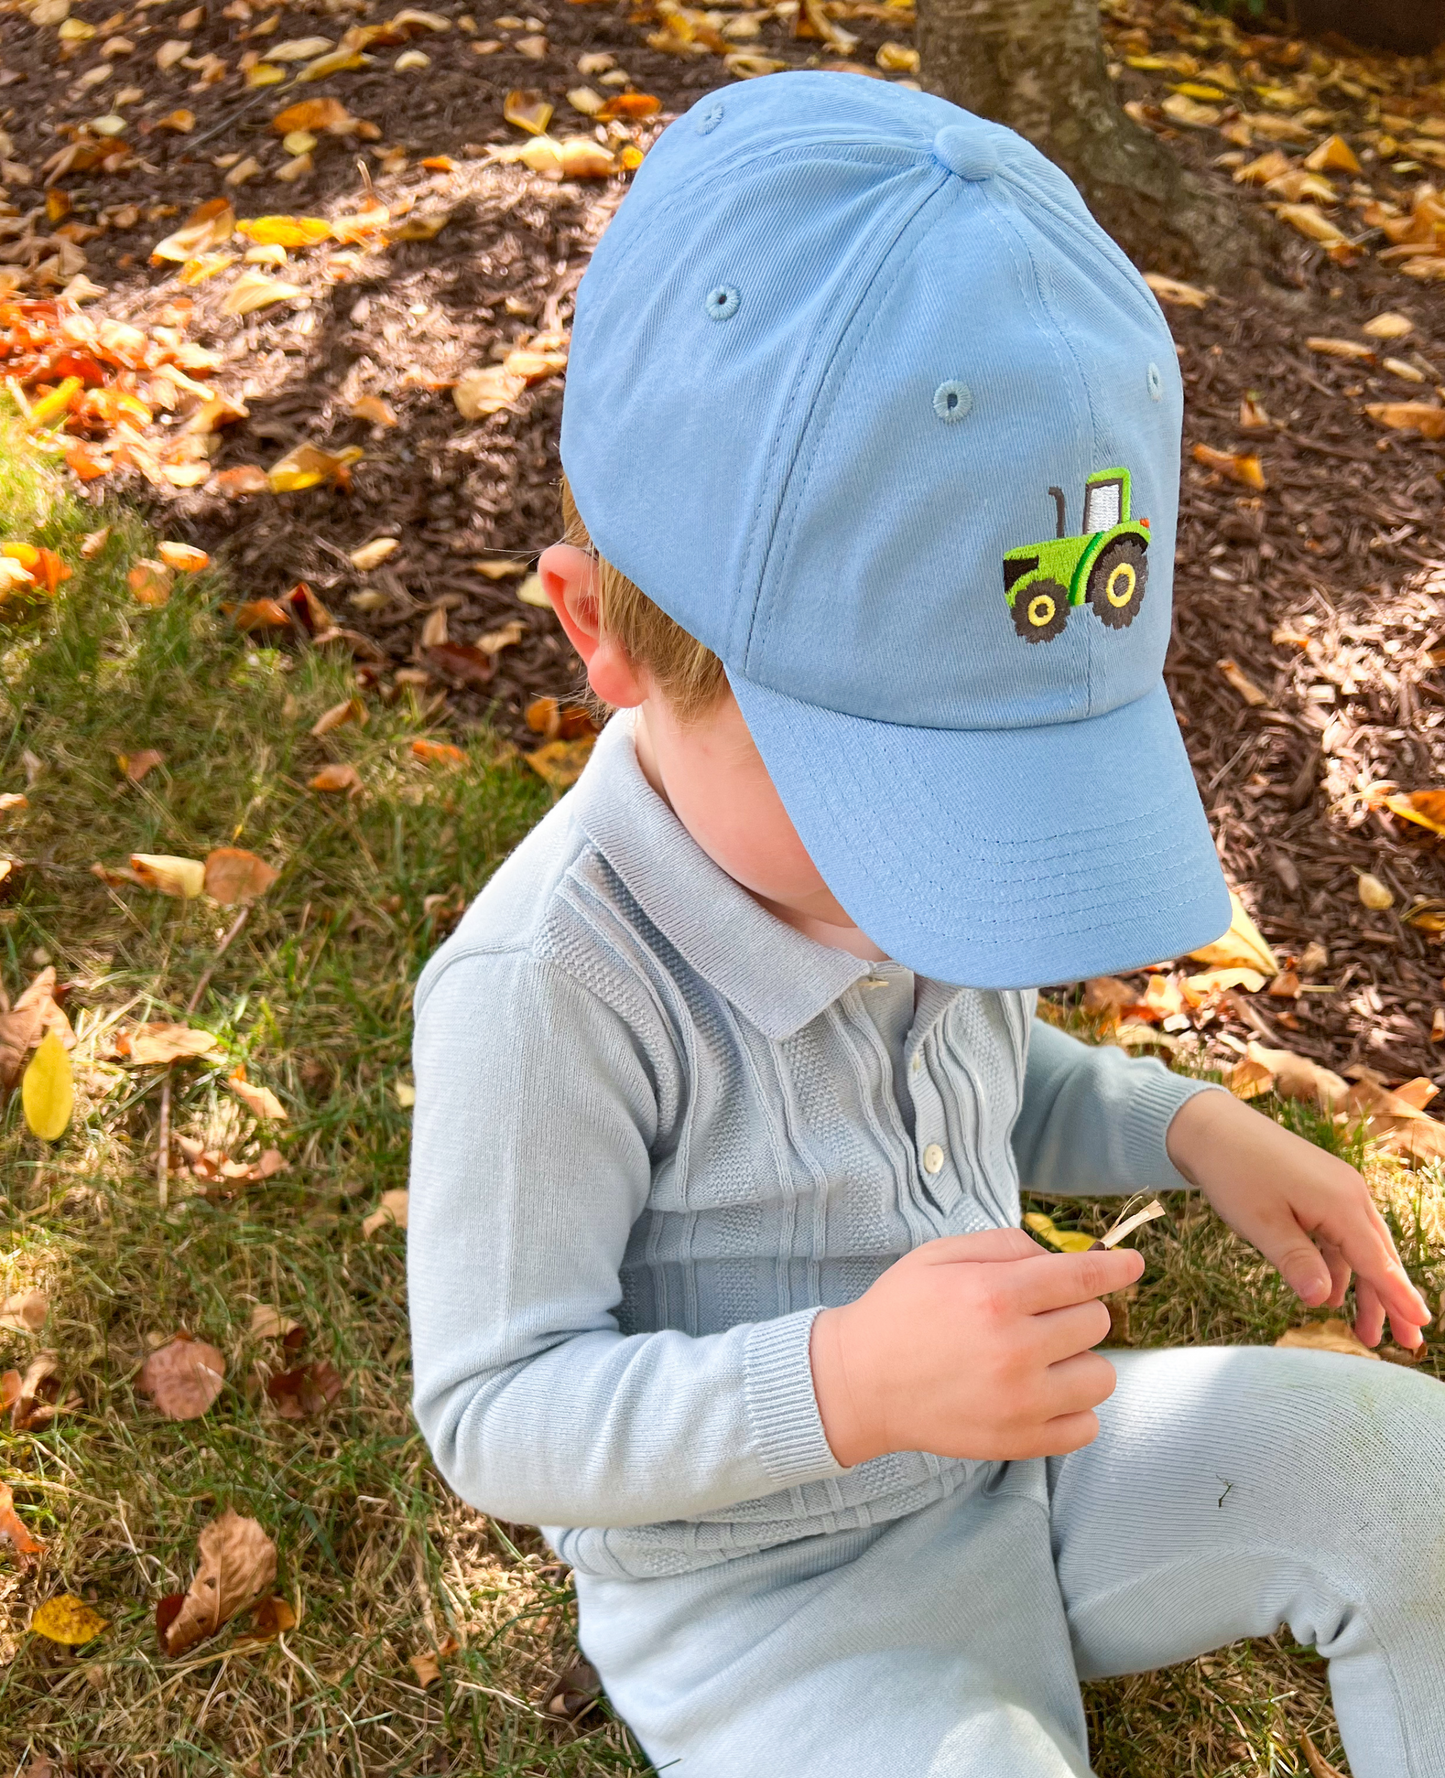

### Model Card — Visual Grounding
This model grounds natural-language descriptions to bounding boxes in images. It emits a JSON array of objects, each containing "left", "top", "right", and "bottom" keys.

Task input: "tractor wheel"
[
  {"left": 1012, "top": 578, "right": 1069, "bottom": 644},
  {"left": 1087, "top": 537, "right": 1148, "bottom": 629}
]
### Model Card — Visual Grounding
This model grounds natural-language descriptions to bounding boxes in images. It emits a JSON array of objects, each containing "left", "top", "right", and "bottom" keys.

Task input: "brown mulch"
[{"left": 5, "top": 0, "right": 1445, "bottom": 1082}]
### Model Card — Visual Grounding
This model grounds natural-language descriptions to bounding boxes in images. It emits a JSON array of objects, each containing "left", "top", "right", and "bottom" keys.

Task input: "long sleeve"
[
  {"left": 406, "top": 946, "right": 842, "bottom": 1531},
  {"left": 1011, "top": 1018, "right": 1224, "bottom": 1198}
]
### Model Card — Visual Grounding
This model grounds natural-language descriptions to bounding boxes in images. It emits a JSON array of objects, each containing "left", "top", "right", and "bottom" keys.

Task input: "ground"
[{"left": 1, "top": 0, "right": 1445, "bottom": 1771}]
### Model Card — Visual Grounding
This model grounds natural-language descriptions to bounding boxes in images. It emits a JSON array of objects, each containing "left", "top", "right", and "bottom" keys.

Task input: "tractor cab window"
[{"left": 1083, "top": 477, "right": 1122, "bottom": 533}]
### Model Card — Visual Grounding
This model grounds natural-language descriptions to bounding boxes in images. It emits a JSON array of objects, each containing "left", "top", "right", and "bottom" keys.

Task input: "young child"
[{"left": 408, "top": 72, "right": 1445, "bottom": 1776}]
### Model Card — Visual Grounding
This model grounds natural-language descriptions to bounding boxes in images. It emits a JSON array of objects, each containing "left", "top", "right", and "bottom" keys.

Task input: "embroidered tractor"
[{"left": 1002, "top": 468, "right": 1150, "bottom": 644}]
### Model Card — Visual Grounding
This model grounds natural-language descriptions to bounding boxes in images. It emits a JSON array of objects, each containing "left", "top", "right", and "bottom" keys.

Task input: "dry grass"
[{"left": 0, "top": 425, "right": 1439, "bottom": 1775}]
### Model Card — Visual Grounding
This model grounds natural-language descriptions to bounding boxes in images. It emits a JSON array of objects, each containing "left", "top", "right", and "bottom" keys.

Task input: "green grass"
[{"left": 0, "top": 425, "right": 1438, "bottom": 1774}]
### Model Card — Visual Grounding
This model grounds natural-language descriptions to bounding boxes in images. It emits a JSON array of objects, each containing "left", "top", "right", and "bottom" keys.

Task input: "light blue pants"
[{"left": 575, "top": 1347, "right": 1445, "bottom": 1776}]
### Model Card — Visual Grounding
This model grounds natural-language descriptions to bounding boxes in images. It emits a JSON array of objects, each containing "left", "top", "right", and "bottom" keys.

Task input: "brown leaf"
[
  {"left": 115, "top": 1022, "right": 219, "bottom": 1066},
  {"left": 409, "top": 1634, "right": 458, "bottom": 1688},
  {"left": 0, "top": 1290, "right": 48, "bottom": 1334},
  {"left": 362, "top": 1188, "right": 408, "bottom": 1238},
  {"left": 1364, "top": 401, "right": 1445, "bottom": 440},
  {"left": 1216, "top": 657, "right": 1269, "bottom": 707},
  {"left": 1142, "top": 272, "right": 1210, "bottom": 308},
  {"left": 161, "top": 1508, "right": 278, "bottom": 1656},
  {"left": 1301, "top": 1732, "right": 1347, "bottom": 1778},
  {"left": 138, "top": 1333, "right": 227, "bottom": 1420},
  {"left": 1192, "top": 444, "right": 1267, "bottom": 490},
  {"left": 244, "top": 1594, "right": 297, "bottom": 1641},
  {"left": 525, "top": 738, "right": 594, "bottom": 789},
  {"left": 226, "top": 1070, "right": 286, "bottom": 1121},
  {"left": 7, "top": 1351, "right": 73, "bottom": 1431},
  {"left": 204, "top": 847, "right": 280, "bottom": 905},
  {"left": 118, "top": 748, "right": 165, "bottom": 782},
  {"left": 0, "top": 1483, "right": 43, "bottom": 1567},
  {"left": 0, "top": 968, "right": 70, "bottom": 1091},
  {"left": 1081, "top": 976, "right": 1134, "bottom": 1021},
  {"left": 1244, "top": 1042, "right": 1349, "bottom": 1107},
  {"left": 285, "top": 581, "right": 335, "bottom": 634},
  {"left": 425, "top": 642, "right": 494, "bottom": 687},
  {"left": 1276, "top": 1319, "right": 1380, "bottom": 1360},
  {"left": 265, "top": 1358, "right": 343, "bottom": 1418},
  {"left": 249, "top": 1304, "right": 298, "bottom": 1339},
  {"left": 308, "top": 762, "right": 361, "bottom": 795},
  {"left": 310, "top": 696, "right": 367, "bottom": 737}
]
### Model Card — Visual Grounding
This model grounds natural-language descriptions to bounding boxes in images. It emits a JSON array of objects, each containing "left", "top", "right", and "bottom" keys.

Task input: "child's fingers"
[
  {"left": 1008, "top": 1247, "right": 1146, "bottom": 1316},
  {"left": 1329, "top": 1216, "right": 1431, "bottom": 1330},
  {"left": 1244, "top": 1206, "right": 1333, "bottom": 1306},
  {"left": 1316, "top": 1237, "right": 1353, "bottom": 1311},
  {"left": 1353, "top": 1276, "right": 1386, "bottom": 1349}
]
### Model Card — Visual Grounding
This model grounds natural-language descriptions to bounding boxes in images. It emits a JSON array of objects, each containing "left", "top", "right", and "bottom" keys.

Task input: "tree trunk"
[{"left": 916, "top": 0, "right": 1259, "bottom": 279}]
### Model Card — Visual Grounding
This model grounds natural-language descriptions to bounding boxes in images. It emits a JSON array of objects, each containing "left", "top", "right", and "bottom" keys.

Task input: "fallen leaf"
[
  {"left": 1216, "top": 657, "right": 1270, "bottom": 707},
  {"left": 1274, "top": 203, "right": 1347, "bottom": 247},
  {"left": 0, "top": 969, "right": 68, "bottom": 1092},
  {"left": 161, "top": 1508, "right": 277, "bottom": 1656},
  {"left": 115, "top": 1023, "right": 219, "bottom": 1065},
  {"left": 219, "top": 270, "right": 303, "bottom": 317},
  {"left": 1142, "top": 272, "right": 1209, "bottom": 308},
  {"left": 1362, "top": 312, "right": 1413, "bottom": 341},
  {"left": 411, "top": 737, "right": 465, "bottom": 766},
  {"left": 130, "top": 853, "right": 205, "bottom": 898},
  {"left": 596, "top": 91, "right": 660, "bottom": 121},
  {"left": 80, "top": 527, "right": 111, "bottom": 559},
  {"left": 267, "top": 443, "right": 362, "bottom": 493},
  {"left": 310, "top": 696, "right": 367, "bottom": 737},
  {"left": 453, "top": 365, "right": 527, "bottom": 419},
  {"left": 1081, "top": 975, "right": 1133, "bottom": 1021},
  {"left": 1357, "top": 872, "right": 1394, "bottom": 911},
  {"left": 128, "top": 559, "right": 174, "bottom": 606},
  {"left": 1276, "top": 1318, "right": 1379, "bottom": 1359},
  {"left": 409, "top": 1635, "right": 458, "bottom": 1687},
  {"left": 426, "top": 641, "right": 494, "bottom": 687},
  {"left": 1188, "top": 890, "right": 1279, "bottom": 974},
  {"left": 0, "top": 1484, "right": 43, "bottom": 1566},
  {"left": 0, "top": 1290, "right": 46, "bottom": 1337},
  {"left": 138, "top": 1333, "right": 227, "bottom": 1419},
  {"left": 477, "top": 619, "right": 526, "bottom": 654},
  {"left": 0, "top": 793, "right": 26, "bottom": 816},
  {"left": 226, "top": 1071, "right": 286, "bottom": 1121},
  {"left": 349, "top": 537, "right": 399, "bottom": 570},
  {"left": 204, "top": 847, "right": 279, "bottom": 905},
  {"left": 1303, "top": 134, "right": 1361, "bottom": 175},
  {"left": 362, "top": 1188, "right": 408, "bottom": 1237},
  {"left": 1228, "top": 1054, "right": 1275, "bottom": 1099},
  {"left": 235, "top": 214, "right": 331, "bottom": 249},
  {"left": 265, "top": 1357, "right": 343, "bottom": 1418},
  {"left": 874, "top": 39, "right": 917, "bottom": 71},
  {"left": 249, "top": 1304, "right": 298, "bottom": 1339},
  {"left": 473, "top": 558, "right": 528, "bottom": 580},
  {"left": 1306, "top": 336, "right": 1374, "bottom": 362},
  {"left": 1243, "top": 1041, "right": 1349, "bottom": 1108},
  {"left": 1192, "top": 444, "right": 1267, "bottom": 490},
  {"left": 1023, "top": 1211, "right": 1096, "bottom": 1253},
  {"left": 151, "top": 196, "right": 234, "bottom": 263},
  {"left": 214, "top": 465, "right": 270, "bottom": 498},
  {"left": 1267, "top": 969, "right": 1300, "bottom": 999},
  {"left": 1364, "top": 401, "right": 1445, "bottom": 440},
  {"left": 32, "top": 1595, "right": 109, "bottom": 1646},
  {"left": 350, "top": 395, "right": 397, "bottom": 426},
  {"left": 308, "top": 762, "right": 361, "bottom": 795},
  {"left": 1300, "top": 1733, "right": 1348, "bottom": 1778},
  {"left": 1185, "top": 966, "right": 1267, "bottom": 995},
  {"left": 525, "top": 736, "right": 594, "bottom": 789},
  {"left": 516, "top": 571, "right": 549, "bottom": 607},
  {"left": 157, "top": 541, "right": 208, "bottom": 573},
  {"left": 118, "top": 748, "right": 165, "bottom": 783},
  {"left": 1383, "top": 790, "right": 1445, "bottom": 835},
  {"left": 243, "top": 1595, "right": 297, "bottom": 1641},
  {"left": 503, "top": 87, "right": 553, "bottom": 134},
  {"left": 22, "top": 1031, "right": 72, "bottom": 1141}
]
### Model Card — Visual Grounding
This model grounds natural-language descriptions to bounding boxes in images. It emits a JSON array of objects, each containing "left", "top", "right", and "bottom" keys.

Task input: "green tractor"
[{"left": 1001, "top": 467, "right": 1150, "bottom": 644}]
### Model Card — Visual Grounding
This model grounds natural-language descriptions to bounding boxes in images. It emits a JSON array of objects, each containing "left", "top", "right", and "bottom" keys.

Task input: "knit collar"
[{"left": 568, "top": 713, "right": 877, "bottom": 1041}]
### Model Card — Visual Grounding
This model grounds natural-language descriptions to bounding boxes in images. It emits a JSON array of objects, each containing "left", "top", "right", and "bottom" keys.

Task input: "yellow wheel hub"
[
  {"left": 1027, "top": 591, "right": 1057, "bottom": 628},
  {"left": 1105, "top": 563, "right": 1136, "bottom": 608}
]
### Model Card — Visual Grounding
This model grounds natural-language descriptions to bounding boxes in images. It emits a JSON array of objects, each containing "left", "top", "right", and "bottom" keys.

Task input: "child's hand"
[
  {"left": 1166, "top": 1089, "right": 1432, "bottom": 1350},
  {"left": 809, "top": 1229, "right": 1143, "bottom": 1468}
]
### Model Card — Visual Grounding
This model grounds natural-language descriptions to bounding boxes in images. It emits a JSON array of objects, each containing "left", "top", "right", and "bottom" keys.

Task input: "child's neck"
[{"left": 631, "top": 708, "right": 889, "bottom": 964}]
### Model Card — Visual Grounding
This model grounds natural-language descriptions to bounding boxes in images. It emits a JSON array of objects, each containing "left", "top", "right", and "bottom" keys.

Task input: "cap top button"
[{"left": 933, "top": 126, "right": 999, "bottom": 182}]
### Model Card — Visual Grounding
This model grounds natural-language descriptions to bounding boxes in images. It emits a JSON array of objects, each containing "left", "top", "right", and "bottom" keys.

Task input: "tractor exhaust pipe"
[{"left": 1048, "top": 487, "right": 1066, "bottom": 539}]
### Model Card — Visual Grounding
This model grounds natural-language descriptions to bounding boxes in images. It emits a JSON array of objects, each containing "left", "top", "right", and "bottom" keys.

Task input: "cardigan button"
[{"left": 922, "top": 1143, "right": 945, "bottom": 1175}]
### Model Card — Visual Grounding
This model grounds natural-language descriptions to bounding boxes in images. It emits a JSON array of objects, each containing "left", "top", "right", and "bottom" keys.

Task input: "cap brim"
[{"left": 728, "top": 675, "right": 1232, "bottom": 989}]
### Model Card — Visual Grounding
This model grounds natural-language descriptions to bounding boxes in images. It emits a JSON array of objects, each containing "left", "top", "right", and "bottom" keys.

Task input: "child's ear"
[{"left": 538, "top": 542, "right": 649, "bottom": 708}]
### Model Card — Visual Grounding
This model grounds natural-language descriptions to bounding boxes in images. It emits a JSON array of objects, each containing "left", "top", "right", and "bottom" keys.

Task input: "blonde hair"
[{"left": 559, "top": 475, "right": 728, "bottom": 721}]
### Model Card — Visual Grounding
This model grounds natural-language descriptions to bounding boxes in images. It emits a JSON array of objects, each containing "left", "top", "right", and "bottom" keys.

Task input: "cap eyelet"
[
  {"left": 706, "top": 285, "right": 740, "bottom": 321},
  {"left": 933, "top": 379, "right": 972, "bottom": 422},
  {"left": 696, "top": 101, "right": 724, "bottom": 136},
  {"left": 1147, "top": 361, "right": 1163, "bottom": 401}
]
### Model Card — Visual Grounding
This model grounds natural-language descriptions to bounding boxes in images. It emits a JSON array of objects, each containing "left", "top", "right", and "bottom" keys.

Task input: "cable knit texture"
[{"left": 407, "top": 714, "right": 1221, "bottom": 1579}]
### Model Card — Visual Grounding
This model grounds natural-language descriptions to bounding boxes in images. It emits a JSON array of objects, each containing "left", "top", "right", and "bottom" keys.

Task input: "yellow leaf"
[
  {"left": 22, "top": 1032, "right": 73, "bottom": 1142},
  {"left": 526, "top": 736, "right": 595, "bottom": 789},
  {"left": 1362, "top": 312, "right": 1413, "bottom": 340},
  {"left": 129, "top": 854, "right": 206, "bottom": 898},
  {"left": 1357, "top": 872, "right": 1394, "bottom": 911},
  {"left": 1161, "top": 92, "right": 1220, "bottom": 127},
  {"left": 875, "top": 40, "right": 917, "bottom": 71},
  {"left": 1188, "top": 889, "right": 1279, "bottom": 974},
  {"left": 235, "top": 215, "right": 332, "bottom": 249},
  {"left": 1306, "top": 336, "right": 1373, "bottom": 362},
  {"left": 128, "top": 559, "right": 174, "bottom": 607},
  {"left": 1143, "top": 272, "right": 1209, "bottom": 309},
  {"left": 267, "top": 443, "right": 362, "bottom": 494},
  {"left": 1022, "top": 1212, "right": 1096, "bottom": 1253},
  {"left": 219, "top": 270, "right": 303, "bottom": 317},
  {"left": 32, "top": 1595, "right": 109, "bottom": 1646},
  {"left": 1365, "top": 402, "right": 1445, "bottom": 440},
  {"left": 1185, "top": 967, "right": 1267, "bottom": 995},
  {"left": 268, "top": 34, "right": 333, "bottom": 59},
  {"left": 362, "top": 1188, "right": 409, "bottom": 1238},
  {"left": 1303, "top": 133, "right": 1360, "bottom": 174},
  {"left": 26, "top": 376, "right": 82, "bottom": 432},
  {"left": 1274, "top": 203, "right": 1345, "bottom": 246},
  {"left": 157, "top": 541, "right": 208, "bottom": 573},
  {"left": 245, "top": 62, "right": 286, "bottom": 85},
  {"left": 503, "top": 88, "right": 553, "bottom": 134},
  {"left": 453, "top": 366, "right": 527, "bottom": 419},
  {"left": 298, "top": 46, "right": 365, "bottom": 80},
  {"left": 349, "top": 537, "right": 399, "bottom": 570}
]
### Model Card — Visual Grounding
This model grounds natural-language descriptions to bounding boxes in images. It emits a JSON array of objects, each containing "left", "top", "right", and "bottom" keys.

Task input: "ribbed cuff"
[
  {"left": 1118, "top": 1069, "right": 1228, "bottom": 1191},
  {"left": 742, "top": 1307, "right": 845, "bottom": 1485}
]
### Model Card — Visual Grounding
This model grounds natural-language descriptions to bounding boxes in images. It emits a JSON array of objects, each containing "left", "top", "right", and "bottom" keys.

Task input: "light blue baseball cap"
[{"left": 560, "top": 71, "right": 1231, "bottom": 989}]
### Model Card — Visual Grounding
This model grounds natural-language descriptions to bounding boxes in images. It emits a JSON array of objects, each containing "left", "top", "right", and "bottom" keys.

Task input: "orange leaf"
[
  {"left": 0, "top": 1483, "right": 43, "bottom": 1567},
  {"left": 596, "top": 91, "right": 661, "bottom": 120},
  {"left": 1191, "top": 443, "right": 1267, "bottom": 490},
  {"left": 411, "top": 737, "right": 465, "bottom": 766},
  {"left": 233, "top": 599, "right": 292, "bottom": 632},
  {"left": 308, "top": 762, "right": 361, "bottom": 794},
  {"left": 204, "top": 847, "right": 280, "bottom": 904},
  {"left": 1385, "top": 790, "right": 1445, "bottom": 836},
  {"left": 138, "top": 1333, "right": 226, "bottom": 1420},
  {"left": 128, "top": 559, "right": 174, "bottom": 607},
  {"left": 157, "top": 541, "right": 209, "bottom": 573},
  {"left": 213, "top": 465, "right": 270, "bottom": 498}
]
